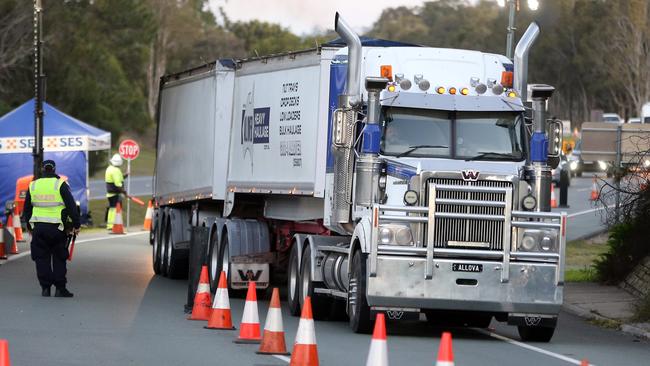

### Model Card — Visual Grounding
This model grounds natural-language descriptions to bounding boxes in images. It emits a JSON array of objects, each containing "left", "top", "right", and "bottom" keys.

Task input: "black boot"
[
  {"left": 55, "top": 288, "right": 74, "bottom": 298},
  {"left": 41, "top": 286, "right": 51, "bottom": 297}
]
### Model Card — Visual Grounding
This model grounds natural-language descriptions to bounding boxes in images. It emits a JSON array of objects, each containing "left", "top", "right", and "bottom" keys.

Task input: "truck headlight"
[
  {"left": 569, "top": 161, "right": 578, "bottom": 171},
  {"left": 518, "top": 229, "right": 558, "bottom": 252},
  {"left": 378, "top": 224, "right": 413, "bottom": 246},
  {"left": 598, "top": 161, "right": 608, "bottom": 171}
]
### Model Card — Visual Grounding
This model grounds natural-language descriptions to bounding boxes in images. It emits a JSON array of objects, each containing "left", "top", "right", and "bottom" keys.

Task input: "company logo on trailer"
[
  {"left": 240, "top": 107, "right": 270, "bottom": 145},
  {"left": 461, "top": 170, "right": 480, "bottom": 181}
]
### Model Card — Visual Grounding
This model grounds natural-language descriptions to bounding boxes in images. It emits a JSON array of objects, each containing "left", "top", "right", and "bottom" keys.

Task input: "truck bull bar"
[{"left": 370, "top": 182, "right": 567, "bottom": 285}]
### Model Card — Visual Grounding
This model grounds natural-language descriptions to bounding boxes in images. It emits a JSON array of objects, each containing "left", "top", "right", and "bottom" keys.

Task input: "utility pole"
[
  {"left": 33, "top": 0, "right": 44, "bottom": 178},
  {"left": 505, "top": 0, "right": 517, "bottom": 60}
]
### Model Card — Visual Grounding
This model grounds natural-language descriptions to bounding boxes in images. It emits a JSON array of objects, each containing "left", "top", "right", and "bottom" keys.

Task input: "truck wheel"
[
  {"left": 348, "top": 249, "right": 371, "bottom": 333},
  {"left": 208, "top": 230, "right": 220, "bottom": 293},
  {"left": 161, "top": 218, "right": 171, "bottom": 277},
  {"left": 299, "top": 246, "right": 332, "bottom": 320},
  {"left": 216, "top": 232, "right": 244, "bottom": 297},
  {"left": 152, "top": 213, "right": 163, "bottom": 275},
  {"left": 287, "top": 243, "right": 301, "bottom": 316},
  {"left": 149, "top": 213, "right": 156, "bottom": 245},
  {"left": 166, "top": 237, "right": 187, "bottom": 280},
  {"left": 517, "top": 325, "right": 555, "bottom": 342}
]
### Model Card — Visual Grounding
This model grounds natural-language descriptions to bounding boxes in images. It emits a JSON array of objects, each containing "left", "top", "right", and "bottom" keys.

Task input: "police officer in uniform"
[
  {"left": 105, "top": 153, "right": 127, "bottom": 230},
  {"left": 22, "top": 160, "right": 80, "bottom": 297}
]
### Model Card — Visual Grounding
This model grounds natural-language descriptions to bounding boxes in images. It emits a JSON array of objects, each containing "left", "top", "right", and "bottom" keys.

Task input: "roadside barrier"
[
  {"left": 289, "top": 296, "right": 319, "bottom": 366},
  {"left": 188, "top": 265, "right": 212, "bottom": 321},
  {"left": 435, "top": 332, "right": 454, "bottom": 366},
  {"left": 589, "top": 176, "right": 599, "bottom": 201},
  {"left": 365, "top": 313, "right": 388, "bottom": 366},
  {"left": 0, "top": 223, "right": 7, "bottom": 260},
  {"left": 234, "top": 281, "right": 262, "bottom": 344},
  {"left": 205, "top": 271, "right": 235, "bottom": 330},
  {"left": 12, "top": 209, "right": 23, "bottom": 242},
  {"left": 5, "top": 215, "right": 18, "bottom": 255},
  {"left": 111, "top": 202, "right": 125, "bottom": 235},
  {"left": 143, "top": 200, "right": 153, "bottom": 230},
  {"left": 0, "top": 339, "right": 10, "bottom": 366},
  {"left": 550, "top": 184, "right": 558, "bottom": 208},
  {"left": 257, "top": 287, "right": 289, "bottom": 355}
]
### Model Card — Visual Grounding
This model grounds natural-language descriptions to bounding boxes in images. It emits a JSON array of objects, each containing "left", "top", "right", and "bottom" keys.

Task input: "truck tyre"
[
  {"left": 517, "top": 325, "right": 555, "bottom": 342},
  {"left": 216, "top": 232, "right": 244, "bottom": 297},
  {"left": 161, "top": 217, "right": 171, "bottom": 277},
  {"left": 299, "top": 246, "right": 332, "bottom": 320},
  {"left": 166, "top": 238, "right": 187, "bottom": 279},
  {"left": 348, "top": 250, "right": 371, "bottom": 333},
  {"left": 149, "top": 212, "right": 156, "bottom": 245},
  {"left": 287, "top": 242, "right": 301, "bottom": 316},
  {"left": 152, "top": 213, "right": 163, "bottom": 275},
  {"left": 208, "top": 229, "right": 220, "bottom": 294}
]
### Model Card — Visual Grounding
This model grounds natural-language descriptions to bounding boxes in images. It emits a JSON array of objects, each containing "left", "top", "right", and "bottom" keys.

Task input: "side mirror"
[{"left": 546, "top": 119, "right": 563, "bottom": 169}]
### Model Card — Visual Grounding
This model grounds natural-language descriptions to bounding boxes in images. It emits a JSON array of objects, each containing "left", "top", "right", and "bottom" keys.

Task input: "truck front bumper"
[{"left": 367, "top": 255, "right": 563, "bottom": 315}]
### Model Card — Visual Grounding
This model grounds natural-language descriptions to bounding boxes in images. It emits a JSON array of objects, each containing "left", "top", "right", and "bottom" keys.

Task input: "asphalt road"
[
  {"left": 1, "top": 232, "right": 648, "bottom": 366},
  {"left": 89, "top": 176, "right": 153, "bottom": 200}
]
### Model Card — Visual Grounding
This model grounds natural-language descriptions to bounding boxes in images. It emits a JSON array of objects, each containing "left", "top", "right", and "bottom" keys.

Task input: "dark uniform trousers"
[{"left": 30, "top": 223, "right": 69, "bottom": 289}]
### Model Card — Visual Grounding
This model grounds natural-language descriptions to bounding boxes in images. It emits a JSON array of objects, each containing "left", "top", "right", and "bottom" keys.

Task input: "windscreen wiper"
[
  {"left": 465, "top": 152, "right": 522, "bottom": 161},
  {"left": 396, "top": 145, "right": 448, "bottom": 158}
]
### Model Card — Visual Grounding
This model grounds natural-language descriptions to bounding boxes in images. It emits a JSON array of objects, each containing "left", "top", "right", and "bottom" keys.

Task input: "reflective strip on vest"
[{"left": 32, "top": 201, "right": 65, "bottom": 207}]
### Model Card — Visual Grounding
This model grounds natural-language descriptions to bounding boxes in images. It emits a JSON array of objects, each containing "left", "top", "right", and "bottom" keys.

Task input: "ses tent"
[{"left": 0, "top": 99, "right": 111, "bottom": 221}]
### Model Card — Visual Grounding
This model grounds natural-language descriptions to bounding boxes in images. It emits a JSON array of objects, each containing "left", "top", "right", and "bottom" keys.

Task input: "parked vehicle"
[
  {"left": 642, "top": 103, "right": 650, "bottom": 124},
  {"left": 602, "top": 113, "right": 623, "bottom": 124},
  {"left": 552, "top": 154, "right": 571, "bottom": 186},
  {"left": 628, "top": 117, "right": 641, "bottom": 124},
  {"left": 151, "top": 14, "right": 566, "bottom": 341}
]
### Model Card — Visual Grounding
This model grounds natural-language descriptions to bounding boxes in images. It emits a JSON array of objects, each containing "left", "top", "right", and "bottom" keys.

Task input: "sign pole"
[
  {"left": 127, "top": 158, "right": 131, "bottom": 230},
  {"left": 33, "top": 0, "right": 45, "bottom": 178}
]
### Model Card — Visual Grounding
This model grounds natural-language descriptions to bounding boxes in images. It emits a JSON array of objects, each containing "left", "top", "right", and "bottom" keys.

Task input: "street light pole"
[
  {"left": 505, "top": 0, "right": 517, "bottom": 60},
  {"left": 33, "top": 0, "right": 44, "bottom": 178}
]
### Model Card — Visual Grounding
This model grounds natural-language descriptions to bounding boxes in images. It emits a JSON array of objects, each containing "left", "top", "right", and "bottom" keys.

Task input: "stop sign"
[{"left": 119, "top": 139, "right": 140, "bottom": 160}]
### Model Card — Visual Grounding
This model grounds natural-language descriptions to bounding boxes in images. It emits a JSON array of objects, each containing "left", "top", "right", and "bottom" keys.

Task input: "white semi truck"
[{"left": 152, "top": 14, "right": 566, "bottom": 341}]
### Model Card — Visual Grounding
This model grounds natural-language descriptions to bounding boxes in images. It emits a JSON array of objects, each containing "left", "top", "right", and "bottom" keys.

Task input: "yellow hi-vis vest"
[
  {"left": 29, "top": 177, "right": 65, "bottom": 230},
  {"left": 105, "top": 165, "right": 124, "bottom": 198}
]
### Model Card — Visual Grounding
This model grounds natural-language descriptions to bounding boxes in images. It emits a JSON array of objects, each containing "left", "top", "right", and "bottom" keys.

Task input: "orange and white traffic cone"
[
  {"left": 5, "top": 215, "right": 17, "bottom": 255},
  {"left": 0, "top": 223, "right": 7, "bottom": 260},
  {"left": 188, "top": 265, "right": 212, "bottom": 321},
  {"left": 234, "top": 281, "right": 262, "bottom": 344},
  {"left": 12, "top": 209, "right": 24, "bottom": 242},
  {"left": 111, "top": 202, "right": 125, "bottom": 234},
  {"left": 143, "top": 200, "right": 153, "bottom": 230},
  {"left": 365, "top": 313, "right": 388, "bottom": 366},
  {"left": 589, "top": 176, "right": 599, "bottom": 201},
  {"left": 581, "top": 360, "right": 589, "bottom": 366},
  {"left": 205, "top": 271, "right": 236, "bottom": 330},
  {"left": 257, "top": 287, "right": 289, "bottom": 355},
  {"left": 289, "top": 296, "right": 319, "bottom": 366},
  {"left": 435, "top": 332, "right": 454, "bottom": 366},
  {"left": 0, "top": 339, "right": 10, "bottom": 366},
  {"left": 550, "top": 184, "right": 558, "bottom": 208}
]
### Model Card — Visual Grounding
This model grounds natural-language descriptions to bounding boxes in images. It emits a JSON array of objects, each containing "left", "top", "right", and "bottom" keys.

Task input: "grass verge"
[
  {"left": 86, "top": 196, "right": 149, "bottom": 230},
  {"left": 564, "top": 235, "right": 608, "bottom": 282}
]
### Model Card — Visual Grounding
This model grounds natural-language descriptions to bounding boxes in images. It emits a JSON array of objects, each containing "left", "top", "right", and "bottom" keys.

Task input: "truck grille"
[{"left": 425, "top": 178, "right": 512, "bottom": 251}]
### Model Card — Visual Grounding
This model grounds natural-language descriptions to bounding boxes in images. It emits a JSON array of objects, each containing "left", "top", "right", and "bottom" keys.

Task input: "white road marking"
[
  {"left": 272, "top": 355, "right": 291, "bottom": 363},
  {"left": 576, "top": 188, "right": 591, "bottom": 192},
  {"left": 478, "top": 330, "right": 595, "bottom": 366},
  {"left": 1, "top": 231, "right": 148, "bottom": 263},
  {"left": 567, "top": 205, "right": 615, "bottom": 218}
]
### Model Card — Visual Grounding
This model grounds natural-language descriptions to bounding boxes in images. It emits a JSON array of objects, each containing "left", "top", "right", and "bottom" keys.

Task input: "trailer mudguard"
[{"left": 168, "top": 208, "right": 191, "bottom": 250}]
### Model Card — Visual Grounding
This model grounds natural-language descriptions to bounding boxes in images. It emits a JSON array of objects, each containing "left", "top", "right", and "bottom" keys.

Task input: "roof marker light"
[
  {"left": 380, "top": 65, "right": 393, "bottom": 81},
  {"left": 507, "top": 90, "right": 518, "bottom": 98},
  {"left": 460, "top": 87, "right": 469, "bottom": 96},
  {"left": 449, "top": 87, "right": 457, "bottom": 95},
  {"left": 501, "top": 71, "right": 514, "bottom": 88},
  {"left": 387, "top": 84, "right": 396, "bottom": 92},
  {"left": 436, "top": 86, "right": 445, "bottom": 94}
]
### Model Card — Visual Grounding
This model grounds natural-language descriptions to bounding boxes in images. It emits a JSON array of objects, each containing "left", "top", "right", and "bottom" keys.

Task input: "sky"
[{"left": 208, "top": 0, "right": 429, "bottom": 35}]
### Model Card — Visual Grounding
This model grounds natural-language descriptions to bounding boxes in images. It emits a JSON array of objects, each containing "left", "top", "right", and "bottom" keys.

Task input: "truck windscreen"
[{"left": 381, "top": 108, "right": 524, "bottom": 161}]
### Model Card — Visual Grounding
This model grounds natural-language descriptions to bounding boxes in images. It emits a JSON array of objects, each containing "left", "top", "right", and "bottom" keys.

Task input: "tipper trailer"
[{"left": 152, "top": 13, "right": 566, "bottom": 341}]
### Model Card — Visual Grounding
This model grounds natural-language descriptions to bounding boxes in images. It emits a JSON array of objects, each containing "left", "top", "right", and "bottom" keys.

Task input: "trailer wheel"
[
  {"left": 517, "top": 325, "right": 555, "bottom": 342},
  {"left": 299, "top": 246, "right": 332, "bottom": 320},
  {"left": 152, "top": 212, "right": 163, "bottom": 275},
  {"left": 348, "top": 249, "right": 371, "bottom": 333},
  {"left": 216, "top": 232, "right": 244, "bottom": 297},
  {"left": 208, "top": 229, "right": 220, "bottom": 294},
  {"left": 286, "top": 242, "right": 301, "bottom": 316}
]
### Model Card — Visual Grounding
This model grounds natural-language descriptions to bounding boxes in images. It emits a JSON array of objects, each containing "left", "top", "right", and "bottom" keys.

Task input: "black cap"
[{"left": 42, "top": 160, "right": 56, "bottom": 172}]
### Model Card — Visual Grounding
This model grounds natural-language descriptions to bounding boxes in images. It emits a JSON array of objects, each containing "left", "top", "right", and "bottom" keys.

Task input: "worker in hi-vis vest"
[
  {"left": 105, "top": 153, "right": 128, "bottom": 230},
  {"left": 22, "top": 160, "right": 80, "bottom": 298}
]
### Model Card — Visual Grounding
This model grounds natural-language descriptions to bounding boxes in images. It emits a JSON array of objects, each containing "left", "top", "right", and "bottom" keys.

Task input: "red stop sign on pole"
[{"left": 118, "top": 139, "right": 140, "bottom": 160}]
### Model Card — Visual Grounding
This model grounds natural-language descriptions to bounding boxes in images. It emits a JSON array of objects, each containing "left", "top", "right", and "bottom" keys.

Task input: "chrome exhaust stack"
[
  {"left": 514, "top": 22, "right": 540, "bottom": 102},
  {"left": 335, "top": 12, "right": 362, "bottom": 107}
]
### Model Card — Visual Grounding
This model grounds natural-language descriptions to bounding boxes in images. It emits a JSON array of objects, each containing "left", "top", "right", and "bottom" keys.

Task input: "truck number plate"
[{"left": 452, "top": 263, "right": 483, "bottom": 273}]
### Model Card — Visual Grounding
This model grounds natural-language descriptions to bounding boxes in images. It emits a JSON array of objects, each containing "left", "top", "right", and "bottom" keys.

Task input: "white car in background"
[
  {"left": 603, "top": 113, "right": 623, "bottom": 124},
  {"left": 628, "top": 117, "right": 641, "bottom": 124}
]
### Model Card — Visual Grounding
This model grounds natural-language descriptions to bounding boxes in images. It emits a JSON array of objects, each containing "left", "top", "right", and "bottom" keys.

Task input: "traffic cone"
[
  {"left": 12, "top": 209, "right": 23, "bottom": 242},
  {"left": 365, "top": 313, "right": 388, "bottom": 366},
  {"left": 5, "top": 215, "right": 17, "bottom": 254},
  {"left": 204, "top": 271, "right": 236, "bottom": 330},
  {"left": 188, "top": 265, "right": 212, "bottom": 321},
  {"left": 0, "top": 223, "right": 7, "bottom": 260},
  {"left": 289, "top": 296, "right": 319, "bottom": 366},
  {"left": 257, "top": 288, "right": 290, "bottom": 355},
  {"left": 550, "top": 184, "right": 558, "bottom": 208},
  {"left": 581, "top": 360, "right": 589, "bottom": 366},
  {"left": 111, "top": 202, "right": 125, "bottom": 234},
  {"left": 0, "top": 339, "right": 10, "bottom": 366},
  {"left": 234, "top": 281, "right": 262, "bottom": 344},
  {"left": 589, "top": 177, "right": 599, "bottom": 201},
  {"left": 143, "top": 200, "right": 153, "bottom": 230},
  {"left": 435, "top": 332, "right": 454, "bottom": 366}
]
